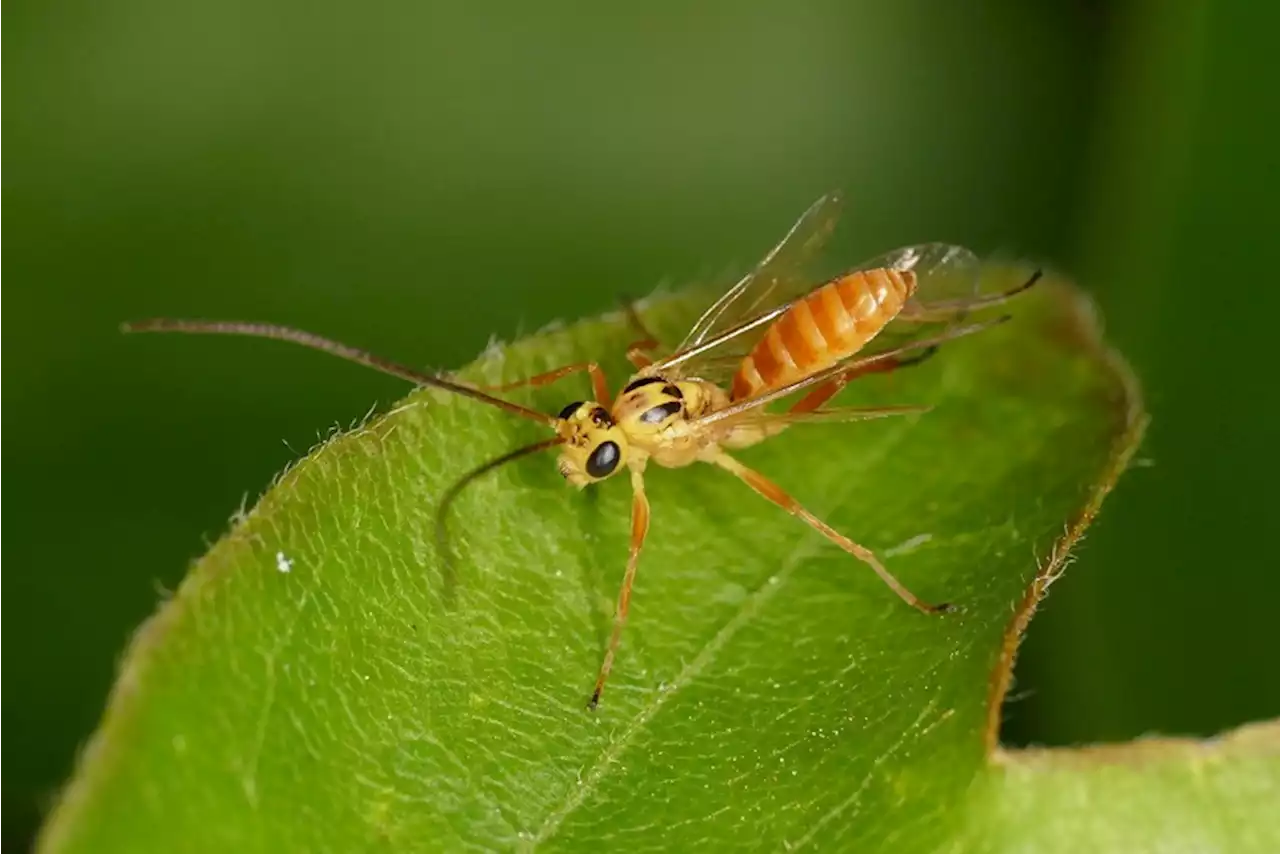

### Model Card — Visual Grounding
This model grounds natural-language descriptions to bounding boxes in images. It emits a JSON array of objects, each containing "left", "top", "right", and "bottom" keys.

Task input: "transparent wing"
[
  {"left": 865, "top": 243, "right": 983, "bottom": 305},
  {"left": 690, "top": 316, "right": 1008, "bottom": 430},
  {"left": 743, "top": 404, "right": 932, "bottom": 428},
  {"left": 674, "top": 192, "right": 845, "bottom": 353},
  {"left": 844, "top": 243, "right": 981, "bottom": 357},
  {"left": 654, "top": 240, "right": 983, "bottom": 386},
  {"left": 808, "top": 244, "right": 1037, "bottom": 381},
  {"left": 869, "top": 245, "right": 1042, "bottom": 357}
]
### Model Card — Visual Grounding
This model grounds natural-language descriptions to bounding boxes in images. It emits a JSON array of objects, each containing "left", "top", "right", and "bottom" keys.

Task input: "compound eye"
[
  {"left": 585, "top": 440, "right": 621, "bottom": 479},
  {"left": 557, "top": 401, "right": 584, "bottom": 420}
]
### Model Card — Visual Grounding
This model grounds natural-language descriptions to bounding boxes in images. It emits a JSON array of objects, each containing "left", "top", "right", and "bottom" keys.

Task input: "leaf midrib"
[{"left": 526, "top": 412, "right": 922, "bottom": 847}]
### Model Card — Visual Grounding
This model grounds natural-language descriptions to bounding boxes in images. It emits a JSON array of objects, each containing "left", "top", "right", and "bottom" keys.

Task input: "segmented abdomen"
[{"left": 730, "top": 268, "right": 916, "bottom": 401}]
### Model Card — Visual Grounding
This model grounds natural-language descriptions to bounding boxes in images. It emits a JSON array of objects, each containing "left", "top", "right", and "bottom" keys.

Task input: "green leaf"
[
  {"left": 46, "top": 274, "right": 1255, "bottom": 854},
  {"left": 964, "top": 721, "right": 1280, "bottom": 853}
]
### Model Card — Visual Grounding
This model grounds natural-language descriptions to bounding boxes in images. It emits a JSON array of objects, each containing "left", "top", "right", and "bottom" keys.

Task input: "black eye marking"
[
  {"left": 623, "top": 376, "right": 665, "bottom": 393},
  {"left": 662, "top": 383, "right": 683, "bottom": 400},
  {"left": 590, "top": 407, "right": 613, "bottom": 427},
  {"left": 639, "top": 401, "right": 683, "bottom": 425},
  {"left": 557, "top": 401, "right": 584, "bottom": 420},
  {"left": 586, "top": 441, "right": 621, "bottom": 478}
]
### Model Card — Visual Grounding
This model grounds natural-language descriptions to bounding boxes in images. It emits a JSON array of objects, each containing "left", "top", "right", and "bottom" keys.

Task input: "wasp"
[{"left": 124, "top": 193, "right": 1039, "bottom": 707}]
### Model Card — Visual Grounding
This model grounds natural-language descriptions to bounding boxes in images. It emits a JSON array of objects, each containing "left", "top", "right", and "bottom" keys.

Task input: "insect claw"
[{"left": 587, "top": 691, "right": 602, "bottom": 711}]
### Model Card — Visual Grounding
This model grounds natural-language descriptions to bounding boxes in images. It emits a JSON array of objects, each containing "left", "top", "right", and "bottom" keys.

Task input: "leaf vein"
[{"left": 527, "top": 419, "right": 918, "bottom": 847}]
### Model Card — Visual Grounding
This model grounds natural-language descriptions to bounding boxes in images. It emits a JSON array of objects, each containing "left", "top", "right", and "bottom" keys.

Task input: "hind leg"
[
  {"left": 896, "top": 269, "right": 1042, "bottom": 323},
  {"left": 788, "top": 347, "right": 939, "bottom": 414},
  {"left": 712, "top": 451, "right": 948, "bottom": 614}
]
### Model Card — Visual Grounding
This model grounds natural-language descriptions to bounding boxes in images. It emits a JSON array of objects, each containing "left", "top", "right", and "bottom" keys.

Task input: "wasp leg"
[
  {"left": 788, "top": 347, "right": 939, "bottom": 414},
  {"left": 626, "top": 343, "right": 659, "bottom": 369},
  {"left": 589, "top": 465, "right": 652, "bottom": 709},
  {"left": 711, "top": 452, "right": 949, "bottom": 615},
  {"left": 622, "top": 300, "right": 662, "bottom": 368},
  {"left": 897, "top": 269, "right": 1042, "bottom": 323},
  {"left": 481, "top": 362, "right": 613, "bottom": 407}
]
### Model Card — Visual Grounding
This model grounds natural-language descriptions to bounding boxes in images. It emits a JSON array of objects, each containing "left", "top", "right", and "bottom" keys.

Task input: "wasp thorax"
[
  {"left": 613, "top": 375, "right": 689, "bottom": 440},
  {"left": 554, "top": 401, "right": 629, "bottom": 487}
]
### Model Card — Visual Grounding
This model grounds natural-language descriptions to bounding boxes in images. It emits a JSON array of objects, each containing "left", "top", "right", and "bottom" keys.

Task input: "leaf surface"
[
  {"left": 961, "top": 722, "right": 1280, "bottom": 853},
  {"left": 42, "top": 276, "right": 1233, "bottom": 853}
]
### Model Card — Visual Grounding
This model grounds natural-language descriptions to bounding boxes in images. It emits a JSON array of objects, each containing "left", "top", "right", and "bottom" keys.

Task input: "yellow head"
[
  {"left": 554, "top": 401, "right": 630, "bottom": 487},
  {"left": 553, "top": 376, "right": 695, "bottom": 487}
]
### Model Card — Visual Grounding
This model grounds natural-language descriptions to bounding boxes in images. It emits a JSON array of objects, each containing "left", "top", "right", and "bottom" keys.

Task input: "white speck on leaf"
[
  {"left": 275, "top": 551, "right": 293, "bottom": 573},
  {"left": 884, "top": 533, "right": 932, "bottom": 557}
]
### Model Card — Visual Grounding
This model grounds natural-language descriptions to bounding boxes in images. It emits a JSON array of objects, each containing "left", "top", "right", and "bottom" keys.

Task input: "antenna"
[{"left": 121, "top": 319, "right": 556, "bottom": 426}]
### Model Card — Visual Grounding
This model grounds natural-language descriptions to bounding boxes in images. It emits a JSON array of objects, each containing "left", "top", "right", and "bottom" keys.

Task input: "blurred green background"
[{"left": 5, "top": 0, "right": 1278, "bottom": 849}]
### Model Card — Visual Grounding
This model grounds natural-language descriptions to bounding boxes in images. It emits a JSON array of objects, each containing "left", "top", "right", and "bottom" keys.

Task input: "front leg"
[{"left": 589, "top": 464, "right": 652, "bottom": 708}]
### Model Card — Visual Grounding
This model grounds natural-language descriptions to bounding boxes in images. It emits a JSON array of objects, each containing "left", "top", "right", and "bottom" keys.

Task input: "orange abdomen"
[{"left": 730, "top": 268, "right": 916, "bottom": 401}]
